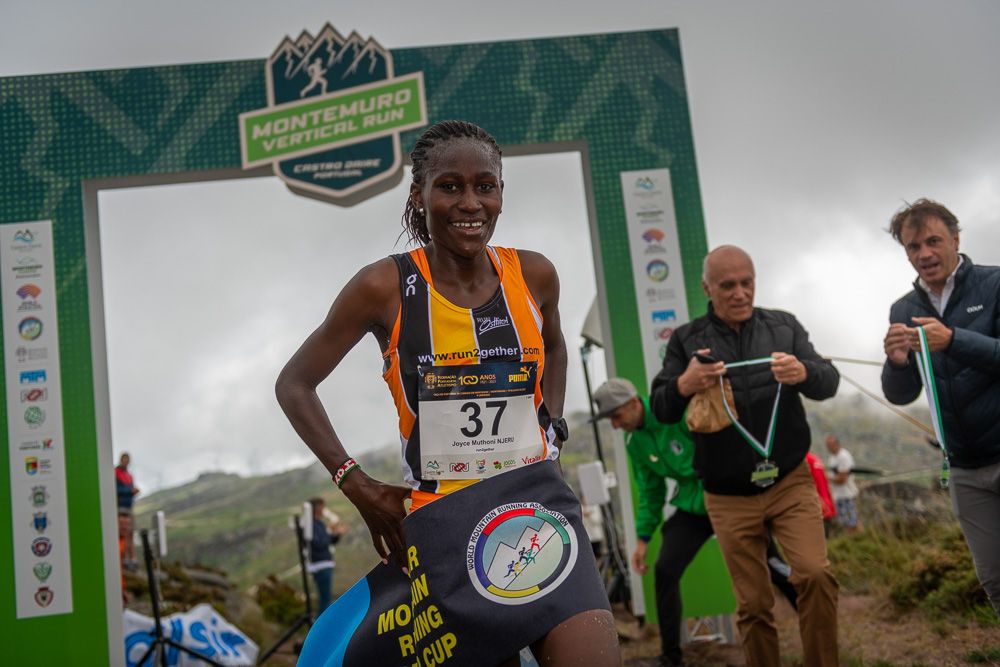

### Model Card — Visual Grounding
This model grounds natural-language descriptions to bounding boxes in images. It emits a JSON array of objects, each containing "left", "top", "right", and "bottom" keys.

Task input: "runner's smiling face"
[{"left": 411, "top": 138, "right": 503, "bottom": 257}]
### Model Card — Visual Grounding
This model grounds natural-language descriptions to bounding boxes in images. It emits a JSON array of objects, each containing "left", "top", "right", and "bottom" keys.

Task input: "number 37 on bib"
[{"left": 418, "top": 361, "right": 545, "bottom": 479}]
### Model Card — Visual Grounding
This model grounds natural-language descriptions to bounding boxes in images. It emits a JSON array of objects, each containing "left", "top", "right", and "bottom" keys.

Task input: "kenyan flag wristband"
[{"left": 334, "top": 458, "right": 360, "bottom": 488}]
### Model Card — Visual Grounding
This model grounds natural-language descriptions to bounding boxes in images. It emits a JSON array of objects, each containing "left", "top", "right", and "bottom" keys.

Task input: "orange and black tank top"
[{"left": 382, "top": 246, "right": 558, "bottom": 510}]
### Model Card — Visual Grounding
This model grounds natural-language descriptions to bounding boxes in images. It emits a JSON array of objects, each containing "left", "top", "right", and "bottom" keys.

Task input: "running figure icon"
[{"left": 300, "top": 59, "right": 328, "bottom": 97}]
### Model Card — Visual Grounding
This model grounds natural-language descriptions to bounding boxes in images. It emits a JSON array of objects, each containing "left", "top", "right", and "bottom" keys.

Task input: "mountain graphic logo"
[
  {"left": 466, "top": 503, "right": 578, "bottom": 605},
  {"left": 240, "top": 24, "right": 427, "bottom": 205}
]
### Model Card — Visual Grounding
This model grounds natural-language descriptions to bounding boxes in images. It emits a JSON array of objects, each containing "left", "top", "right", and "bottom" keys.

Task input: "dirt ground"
[{"left": 616, "top": 594, "right": 1000, "bottom": 667}]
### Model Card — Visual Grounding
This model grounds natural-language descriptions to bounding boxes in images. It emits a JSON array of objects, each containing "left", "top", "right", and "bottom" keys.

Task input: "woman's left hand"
[{"left": 340, "top": 470, "right": 412, "bottom": 573}]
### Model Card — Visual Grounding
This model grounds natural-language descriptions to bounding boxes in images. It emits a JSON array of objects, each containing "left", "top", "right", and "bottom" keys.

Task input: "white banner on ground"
[
  {"left": 1, "top": 220, "right": 73, "bottom": 618},
  {"left": 123, "top": 603, "right": 259, "bottom": 666}
]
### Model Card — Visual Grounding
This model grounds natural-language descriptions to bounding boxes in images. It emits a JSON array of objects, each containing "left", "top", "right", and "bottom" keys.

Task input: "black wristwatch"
[{"left": 549, "top": 416, "right": 570, "bottom": 442}]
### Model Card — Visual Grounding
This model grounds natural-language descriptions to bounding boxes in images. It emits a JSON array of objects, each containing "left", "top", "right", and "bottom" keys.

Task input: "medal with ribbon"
[
  {"left": 717, "top": 356, "right": 783, "bottom": 488},
  {"left": 914, "top": 326, "right": 950, "bottom": 489}
]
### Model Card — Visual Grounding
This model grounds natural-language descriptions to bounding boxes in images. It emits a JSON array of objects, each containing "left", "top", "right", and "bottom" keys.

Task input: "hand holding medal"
[{"left": 770, "top": 352, "right": 807, "bottom": 385}]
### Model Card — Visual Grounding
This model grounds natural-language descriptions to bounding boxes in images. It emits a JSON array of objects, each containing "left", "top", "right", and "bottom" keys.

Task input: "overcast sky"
[{"left": 4, "top": 1, "right": 999, "bottom": 491}]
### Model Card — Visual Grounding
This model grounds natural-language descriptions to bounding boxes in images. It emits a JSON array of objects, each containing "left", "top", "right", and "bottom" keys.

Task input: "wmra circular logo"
[{"left": 467, "top": 503, "right": 578, "bottom": 605}]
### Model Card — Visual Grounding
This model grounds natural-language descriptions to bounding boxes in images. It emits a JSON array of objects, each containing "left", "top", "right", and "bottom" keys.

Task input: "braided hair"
[{"left": 401, "top": 120, "right": 503, "bottom": 246}]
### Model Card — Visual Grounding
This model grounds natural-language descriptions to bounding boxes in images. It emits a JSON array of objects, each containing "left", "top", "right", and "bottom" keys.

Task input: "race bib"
[{"left": 418, "top": 361, "right": 545, "bottom": 479}]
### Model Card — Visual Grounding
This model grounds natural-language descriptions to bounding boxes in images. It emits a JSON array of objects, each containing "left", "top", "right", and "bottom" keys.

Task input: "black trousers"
[
  {"left": 653, "top": 510, "right": 796, "bottom": 663},
  {"left": 654, "top": 509, "right": 715, "bottom": 663}
]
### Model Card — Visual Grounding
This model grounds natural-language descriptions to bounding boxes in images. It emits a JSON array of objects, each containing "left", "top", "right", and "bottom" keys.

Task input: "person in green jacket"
[{"left": 593, "top": 378, "right": 794, "bottom": 667}]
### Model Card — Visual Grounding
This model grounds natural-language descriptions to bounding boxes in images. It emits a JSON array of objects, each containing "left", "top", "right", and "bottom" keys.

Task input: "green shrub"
[
  {"left": 827, "top": 517, "right": 932, "bottom": 595},
  {"left": 889, "top": 525, "right": 990, "bottom": 619},
  {"left": 965, "top": 646, "right": 1000, "bottom": 663},
  {"left": 255, "top": 575, "right": 305, "bottom": 626}
]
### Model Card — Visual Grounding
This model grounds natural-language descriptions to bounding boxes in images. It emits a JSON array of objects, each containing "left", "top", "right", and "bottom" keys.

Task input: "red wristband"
[{"left": 333, "top": 458, "right": 360, "bottom": 488}]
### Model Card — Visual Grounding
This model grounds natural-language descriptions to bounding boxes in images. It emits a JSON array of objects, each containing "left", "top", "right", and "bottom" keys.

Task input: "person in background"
[
  {"left": 805, "top": 451, "right": 837, "bottom": 525},
  {"left": 115, "top": 452, "right": 139, "bottom": 568},
  {"left": 824, "top": 435, "right": 860, "bottom": 532},
  {"left": 117, "top": 509, "right": 132, "bottom": 605},
  {"left": 308, "top": 497, "right": 347, "bottom": 614},
  {"left": 882, "top": 198, "right": 1000, "bottom": 616}
]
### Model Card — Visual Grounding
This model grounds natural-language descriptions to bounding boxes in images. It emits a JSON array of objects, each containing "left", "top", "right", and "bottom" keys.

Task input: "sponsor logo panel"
[
  {"left": 21, "top": 387, "right": 48, "bottom": 402},
  {"left": 652, "top": 309, "right": 677, "bottom": 324},
  {"left": 23, "top": 406, "right": 46, "bottom": 428},
  {"left": 33, "top": 562, "right": 52, "bottom": 582},
  {"left": 31, "top": 537, "right": 52, "bottom": 557},
  {"left": 34, "top": 587, "right": 53, "bottom": 608},
  {"left": 2, "top": 220, "right": 72, "bottom": 616},
  {"left": 29, "top": 486, "right": 49, "bottom": 507},
  {"left": 18, "top": 317, "right": 43, "bottom": 340},
  {"left": 11, "top": 256, "right": 43, "bottom": 279},
  {"left": 15, "top": 345, "right": 48, "bottom": 363},
  {"left": 646, "top": 260, "right": 669, "bottom": 282},
  {"left": 19, "top": 369, "right": 46, "bottom": 384},
  {"left": 11, "top": 229, "right": 42, "bottom": 253}
]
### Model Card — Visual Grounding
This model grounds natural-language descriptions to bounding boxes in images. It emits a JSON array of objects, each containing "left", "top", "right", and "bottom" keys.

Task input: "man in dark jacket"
[
  {"left": 882, "top": 198, "right": 1000, "bottom": 616},
  {"left": 650, "top": 245, "right": 839, "bottom": 667}
]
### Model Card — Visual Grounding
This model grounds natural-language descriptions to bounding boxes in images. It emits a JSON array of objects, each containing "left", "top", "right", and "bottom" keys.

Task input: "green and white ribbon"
[
  {"left": 717, "top": 358, "right": 782, "bottom": 459},
  {"left": 722, "top": 356, "right": 774, "bottom": 369},
  {"left": 914, "top": 326, "right": 951, "bottom": 487}
]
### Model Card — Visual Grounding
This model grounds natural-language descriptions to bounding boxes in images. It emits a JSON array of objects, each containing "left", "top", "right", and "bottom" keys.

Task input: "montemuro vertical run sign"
[{"left": 239, "top": 24, "right": 428, "bottom": 205}]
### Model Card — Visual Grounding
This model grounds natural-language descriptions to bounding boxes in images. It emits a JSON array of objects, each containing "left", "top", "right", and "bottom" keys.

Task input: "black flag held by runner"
[{"left": 299, "top": 460, "right": 610, "bottom": 667}]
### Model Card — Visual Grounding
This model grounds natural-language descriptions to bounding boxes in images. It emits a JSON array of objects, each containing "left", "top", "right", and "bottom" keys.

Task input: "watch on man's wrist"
[{"left": 549, "top": 416, "right": 570, "bottom": 442}]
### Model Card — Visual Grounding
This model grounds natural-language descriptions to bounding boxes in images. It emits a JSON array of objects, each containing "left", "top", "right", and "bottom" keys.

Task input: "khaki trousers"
[{"left": 705, "top": 461, "right": 839, "bottom": 667}]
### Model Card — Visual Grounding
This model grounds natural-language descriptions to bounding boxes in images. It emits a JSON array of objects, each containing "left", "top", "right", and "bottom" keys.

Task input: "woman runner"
[{"left": 276, "top": 120, "right": 619, "bottom": 666}]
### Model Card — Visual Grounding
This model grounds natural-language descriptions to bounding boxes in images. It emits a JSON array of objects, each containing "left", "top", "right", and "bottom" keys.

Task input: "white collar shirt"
[{"left": 919, "top": 256, "right": 963, "bottom": 316}]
